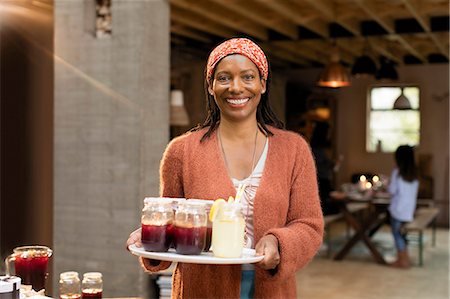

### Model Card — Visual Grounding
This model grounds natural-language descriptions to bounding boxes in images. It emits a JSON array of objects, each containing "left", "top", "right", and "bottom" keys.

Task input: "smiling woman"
[
  {"left": 126, "top": 37, "right": 324, "bottom": 299},
  {"left": 208, "top": 55, "right": 266, "bottom": 128}
]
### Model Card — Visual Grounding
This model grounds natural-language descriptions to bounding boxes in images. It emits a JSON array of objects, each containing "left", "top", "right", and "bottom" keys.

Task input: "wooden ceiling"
[{"left": 170, "top": 0, "right": 449, "bottom": 68}]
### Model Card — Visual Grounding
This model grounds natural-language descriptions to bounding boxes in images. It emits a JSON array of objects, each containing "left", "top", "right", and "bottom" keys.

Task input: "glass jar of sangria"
[
  {"left": 211, "top": 202, "right": 245, "bottom": 258},
  {"left": 81, "top": 272, "right": 102, "bottom": 299},
  {"left": 141, "top": 197, "right": 175, "bottom": 252},
  {"left": 59, "top": 271, "right": 81, "bottom": 299},
  {"left": 186, "top": 199, "right": 214, "bottom": 252},
  {"left": 174, "top": 201, "right": 207, "bottom": 255}
]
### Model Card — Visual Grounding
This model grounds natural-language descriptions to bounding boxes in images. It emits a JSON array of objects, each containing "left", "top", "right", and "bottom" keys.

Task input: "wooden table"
[{"left": 330, "top": 191, "right": 390, "bottom": 264}]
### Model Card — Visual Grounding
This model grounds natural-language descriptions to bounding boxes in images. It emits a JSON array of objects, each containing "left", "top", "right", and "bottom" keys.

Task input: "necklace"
[
  {"left": 218, "top": 126, "right": 258, "bottom": 181},
  {"left": 218, "top": 126, "right": 259, "bottom": 249}
]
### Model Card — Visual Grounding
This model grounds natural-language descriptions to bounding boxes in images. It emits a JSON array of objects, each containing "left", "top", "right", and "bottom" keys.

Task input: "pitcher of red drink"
[{"left": 5, "top": 245, "right": 53, "bottom": 292}]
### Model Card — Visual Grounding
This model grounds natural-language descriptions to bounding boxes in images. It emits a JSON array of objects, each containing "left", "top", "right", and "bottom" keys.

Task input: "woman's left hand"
[{"left": 255, "top": 234, "right": 280, "bottom": 270}]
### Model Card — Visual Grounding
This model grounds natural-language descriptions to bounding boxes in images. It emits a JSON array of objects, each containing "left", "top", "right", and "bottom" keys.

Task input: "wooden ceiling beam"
[
  {"left": 170, "top": 0, "right": 269, "bottom": 41},
  {"left": 352, "top": 0, "right": 427, "bottom": 62},
  {"left": 367, "top": 37, "right": 403, "bottom": 64},
  {"left": 171, "top": 7, "right": 235, "bottom": 38},
  {"left": 400, "top": 0, "right": 449, "bottom": 58},
  {"left": 301, "top": 40, "right": 354, "bottom": 65},
  {"left": 253, "top": 0, "right": 329, "bottom": 38},
  {"left": 303, "top": 0, "right": 361, "bottom": 37},
  {"left": 273, "top": 41, "right": 328, "bottom": 65},
  {"left": 261, "top": 44, "right": 311, "bottom": 67},
  {"left": 209, "top": 0, "right": 298, "bottom": 39},
  {"left": 171, "top": 23, "right": 212, "bottom": 43}
]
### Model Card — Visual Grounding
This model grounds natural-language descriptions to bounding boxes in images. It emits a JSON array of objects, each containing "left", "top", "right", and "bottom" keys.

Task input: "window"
[{"left": 367, "top": 86, "right": 420, "bottom": 153}]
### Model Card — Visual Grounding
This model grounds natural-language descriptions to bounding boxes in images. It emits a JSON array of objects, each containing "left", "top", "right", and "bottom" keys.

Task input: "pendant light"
[
  {"left": 376, "top": 56, "right": 398, "bottom": 81},
  {"left": 393, "top": 88, "right": 412, "bottom": 110},
  {"left": 351, "top": 40, "right": 377, "bottom": 78},
  {"left": 352, "top": 55, "right": 377, "bottom": 78},
  {"left": 170, "top": 90, "right": 190, "bottom": 126},
  {"left": 316, "top": 46, "right": 351, "bottom": 88}
]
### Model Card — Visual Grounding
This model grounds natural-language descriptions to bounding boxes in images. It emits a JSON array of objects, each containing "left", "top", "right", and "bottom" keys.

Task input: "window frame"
[{"left": 366, "top": 84, "right": 421, "bottom": 153}]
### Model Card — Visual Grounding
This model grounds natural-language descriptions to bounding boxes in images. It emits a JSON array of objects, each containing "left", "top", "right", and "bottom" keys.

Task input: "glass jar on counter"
[
  {"left": 141, "top": 197, "right": 176, "bottom": 252},
  {"left": 81, "top": 272, "right": 102, "bottom": 299},
  {"left": 59, "top": 271, "right": 81, "bottom": 299},
  {"left": 174, "top": 201, "right": 207, "bottom": 255},
  {"left": 211, "top": 202, "right": 245, "bottom": 258}
]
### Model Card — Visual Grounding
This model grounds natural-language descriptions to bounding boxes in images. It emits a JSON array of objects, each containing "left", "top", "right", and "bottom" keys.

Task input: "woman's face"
[{"left": 208, "top": 54, "right": 266, "bottom": 123}]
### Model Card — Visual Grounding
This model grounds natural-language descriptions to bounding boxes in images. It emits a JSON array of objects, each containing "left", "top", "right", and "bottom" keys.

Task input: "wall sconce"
[
  {"left": 170, "top": 90, "right": 190, "bottom": 126},
  {"left": 317, "top": 47, "right": 351, "bottom": 88}
]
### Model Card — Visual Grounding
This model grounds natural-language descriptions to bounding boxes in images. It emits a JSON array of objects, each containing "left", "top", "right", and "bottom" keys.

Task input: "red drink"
[
  {"left": 82, "top": 290, "right": 102, "bottom": 299},
  {"left": 15, "top": 255, "right": 49, "bottom": 291},
  {"left": 174, "top": 225, "right": 206, "bottom": 255},
  {"left": 141, "top": 223, "right": 173, "bottom": 252}
]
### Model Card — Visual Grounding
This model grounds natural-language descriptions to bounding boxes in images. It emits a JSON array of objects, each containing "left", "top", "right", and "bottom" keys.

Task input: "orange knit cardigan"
[{"left": 141, "top": 127, "right": 324, "bottom": 299}]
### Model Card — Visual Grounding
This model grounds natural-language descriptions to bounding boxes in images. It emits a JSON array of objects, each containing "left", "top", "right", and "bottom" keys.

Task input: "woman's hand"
[
  {"left": 255, "top": 234, "right": 280, "bottom": 270},
  {"left": 126, "top": 227, "right": 142, "bottom": 250}
]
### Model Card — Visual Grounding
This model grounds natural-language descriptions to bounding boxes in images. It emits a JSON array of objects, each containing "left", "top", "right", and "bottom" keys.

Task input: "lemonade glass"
[{"left": 211, "top": 202, "right": 245, "bottom": 258}]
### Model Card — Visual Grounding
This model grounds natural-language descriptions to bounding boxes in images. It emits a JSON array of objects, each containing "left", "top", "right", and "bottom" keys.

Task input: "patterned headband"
[{"left": 206, "top": 38, "right": 269, "bottom": 82}]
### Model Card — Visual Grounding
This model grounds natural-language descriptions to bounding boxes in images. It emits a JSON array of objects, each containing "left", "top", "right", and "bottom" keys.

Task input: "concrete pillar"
[{"left": 54, "top": 0, "right": 170, "bottom": 297}]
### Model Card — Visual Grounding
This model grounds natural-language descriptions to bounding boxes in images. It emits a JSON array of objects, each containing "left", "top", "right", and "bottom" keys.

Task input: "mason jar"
[
  {"left": 141, "top": 197, "right": 175, "bottom": 252},
  {"left": 59, "top": 272, "right": 81, "bottom": 299},
  {"left": 211, "top": 202, "right": 245, "bottom": 258},
  {"left": 173, "top": 201, "right": 207, "bottom": 255},
  {"left": 186, "top": 199, "right": 214, "bottom": 251},
  {"left": 81, "top": 272, "right": 102, "bottom": 299}
]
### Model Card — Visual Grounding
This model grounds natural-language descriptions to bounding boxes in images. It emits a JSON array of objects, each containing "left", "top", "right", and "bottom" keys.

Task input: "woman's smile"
[{"left": 226, "top": 97, "right": 250, "bottom": 106}]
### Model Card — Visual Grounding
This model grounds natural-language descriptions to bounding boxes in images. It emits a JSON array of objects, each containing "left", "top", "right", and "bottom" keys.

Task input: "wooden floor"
[{"left": 296, "top": 223, "right": 449, "bottom": 299}]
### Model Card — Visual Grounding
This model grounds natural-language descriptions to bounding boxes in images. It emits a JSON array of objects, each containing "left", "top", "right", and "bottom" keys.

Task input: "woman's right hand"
[{"left": 126, "top": 227, "right": 142, "bottom": 250}]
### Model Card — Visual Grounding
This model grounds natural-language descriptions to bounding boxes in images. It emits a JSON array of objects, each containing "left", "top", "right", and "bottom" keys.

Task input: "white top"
[
  {"left": 388, "top": 168, "right": 419, "bottom": 222},
  {"left": 231, "top": 138, "right": 269, "bottom": 250}
]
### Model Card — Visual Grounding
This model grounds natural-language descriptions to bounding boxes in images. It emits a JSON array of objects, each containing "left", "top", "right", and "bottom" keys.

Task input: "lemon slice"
[{"left": 209, "top": 198, "right": 226, "bottom": 222}]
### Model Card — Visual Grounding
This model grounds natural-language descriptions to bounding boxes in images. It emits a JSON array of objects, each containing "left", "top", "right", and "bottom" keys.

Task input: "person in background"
[
  {"left": 388, "top": 145, "right": 419, "bottom": 268},
  {"left": 310, "top": 121, "right": 342, "bottom": 215},
  {"left": 127, "top": 37, "right": 323, "bottom": 298}
]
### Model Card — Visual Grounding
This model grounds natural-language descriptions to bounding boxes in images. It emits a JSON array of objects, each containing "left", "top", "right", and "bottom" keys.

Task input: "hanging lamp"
[
  {"left": 352, "top": 55, "right": 377, "bottom": 78},
  {"left": 376, "top": 56, "right": 398, "bottom": 81},
  {"left": 317, "top": 46, "right": 351, "bottom": 88},
  {"left": 351, "top": 39, "right": 377, "bottom": 78},
  {"left": 170, "top": 90, "right": 190, "bottom": 126},
  {"left": 393, "top": 88, "right": 412, "bottom": 110}
]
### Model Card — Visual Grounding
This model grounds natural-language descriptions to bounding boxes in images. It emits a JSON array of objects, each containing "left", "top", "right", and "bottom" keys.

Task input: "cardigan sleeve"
[
  {"left": 140, "top": 135, "right": 186, "bottom": 273},
  {"left": 265, "top": 136, "right": 324, "bottom": 280}
]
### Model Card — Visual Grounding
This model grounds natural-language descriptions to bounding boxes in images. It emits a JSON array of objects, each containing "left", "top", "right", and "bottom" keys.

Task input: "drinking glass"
[
  {"left": 211, "top": 202, "right": 245, "bottom": 258},
  {"left": 141, "top": 197, "right": 175, "bottom": 252},
  {"left": 174, "top": 201, "right": 207, "bottom": 255},
  {"left": 186, "top": 199, "right": 214, "bottom": 251}
]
